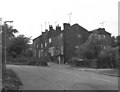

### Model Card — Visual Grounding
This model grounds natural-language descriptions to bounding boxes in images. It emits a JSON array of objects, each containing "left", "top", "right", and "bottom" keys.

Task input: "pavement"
[
  {"left": 6, "top": 62, "right": 118, "bottom": 90},
  {"left": 49, "top": 62, "right": 119, "bottom": 77},
  {"left": 71, "top": 67, "right": 119, "bottom": 77}
]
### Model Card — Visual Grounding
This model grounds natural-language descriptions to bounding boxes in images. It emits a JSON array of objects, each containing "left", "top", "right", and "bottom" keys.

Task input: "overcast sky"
[{"left": 0, "top": 0, "right": 119, "bottom": 40}]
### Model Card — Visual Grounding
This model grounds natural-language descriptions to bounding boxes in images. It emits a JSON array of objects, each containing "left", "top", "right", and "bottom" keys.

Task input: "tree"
[
  {"left": 84, "top": 34, "right": 106, "bottom": 59},
  {"left": 116, "top": 35, "right": 120, "bottom": 46},
  {"left": 76, "top": 44, "right": 93, "bottom": 59},
  {"left": 98, "top": 46, "right": 118, "bottom": 68},
  {"left": 7, "top": 35, "right": 31, "bottom": 58},
  {"left": 2, "top": 24, "right": 18, "bottom": 45}
]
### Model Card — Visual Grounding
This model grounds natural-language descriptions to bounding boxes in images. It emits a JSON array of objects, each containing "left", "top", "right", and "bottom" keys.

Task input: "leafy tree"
[
  {"left": 2, "top": 24, "right": 18, "bottom": 46},
  {"left": 116, "top": 35, "right": 120, "bottom": 46},
  {"left": 7, "top": 35, "right": 31, "bottom": 58},
  {"left": 76, "top": 44, "right": 93, "bottom": 59},
  {"left": 98, "top": 46, "right": 118, "bottom": 68},
  {"left": 83, "top": 34, "right": 105, "bottom": 59}
]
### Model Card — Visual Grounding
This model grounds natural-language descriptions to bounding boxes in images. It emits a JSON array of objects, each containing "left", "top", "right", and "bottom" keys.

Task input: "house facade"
[{"left": 32, "top": 23, "right": 111, "bottom": 64}]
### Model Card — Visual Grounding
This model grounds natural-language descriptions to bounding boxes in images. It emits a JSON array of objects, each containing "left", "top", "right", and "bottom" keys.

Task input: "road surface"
[{"left": 7, "top": 63, "right": 118, "bottom": 90}]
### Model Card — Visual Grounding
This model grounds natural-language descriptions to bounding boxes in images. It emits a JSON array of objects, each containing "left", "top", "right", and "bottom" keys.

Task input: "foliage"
[
  {"left": 116, "top": 35, "right": 120, "bottom": 46},
  {"left": 98, "top": 46, "right": 118, "bottom": 68},
  {"left": 7, "top": 35, "right": 31, "bottom": 58},
  {"left": 2, "top": 25, "right": 18, "bottom": 38},
  {"left": 77, "top": 34, "right": 105, "bottom": 60},
  {"left": 27, "top": 57, "right": 48, "bottom": 66},
  {"left": 111, "top": 36, "right": 117, "bottom": 47},
  {"left": 2, "top": 24, "right": 18, "bottom": 47},
  {"left": 2, "top": 69, "right": 22, "bottom": 91}
]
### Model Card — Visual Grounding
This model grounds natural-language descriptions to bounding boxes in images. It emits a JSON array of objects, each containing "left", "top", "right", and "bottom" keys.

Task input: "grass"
[
  {"left": 98, "top": 69, "right": 119, "bottom": 77},
  {"left": 2, "top": 69, "right": 22, "bottom": 91}
]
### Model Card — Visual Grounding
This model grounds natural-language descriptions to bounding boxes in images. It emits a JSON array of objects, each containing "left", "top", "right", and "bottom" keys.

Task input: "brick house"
[
  {"left": 63, "top": 23, "right": 90, "bottom": 63},
  {"left": 33, "top": 23, "right": 90, "bottom": 64},
  {"left": 89, "top": 28, "right": 112, "bottom": 48},
  {"left": 32, "top": 23, "right": 112, "bottom": 64},
  {"left": 87, "top": 28, "right": 112, "bottom": 68}
]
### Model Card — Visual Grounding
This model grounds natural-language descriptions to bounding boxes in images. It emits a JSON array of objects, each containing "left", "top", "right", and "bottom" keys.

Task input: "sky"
[{"left": 0, "top": 0, "right": 119, "bottom": 41}]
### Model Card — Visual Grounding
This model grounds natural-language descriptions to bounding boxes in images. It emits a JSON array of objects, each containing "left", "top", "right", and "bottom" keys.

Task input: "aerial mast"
[
  {"left": 68, "top": 12, "right": 72, "bottom": 24},
  {"left": 100, "top": 21, "right": 105, "bottom": 28}
]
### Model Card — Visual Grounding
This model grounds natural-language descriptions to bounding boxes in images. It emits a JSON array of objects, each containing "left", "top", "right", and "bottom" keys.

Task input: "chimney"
[
  {"left": 63, "top": 23, "right": 70, "bottom": 30},
  {"left": 49, "top": 25, "right": 53, "bottom": 31},
  {"left": 45, "top": 29, "right": 48, "bottom": 32},
  {"left": 42, "top": 32, "right": 45, "bottom": 35},
  {"left": 56, "top": 25, "right": 61, "bottom": 31}
]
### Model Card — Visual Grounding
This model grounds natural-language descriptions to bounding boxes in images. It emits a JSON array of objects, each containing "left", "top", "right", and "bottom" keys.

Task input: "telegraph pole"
[
  {"left": 41, "top": 24, "right": 42, "bottom": 33},
  {"left": 2, "top": 21, "right": 13, "bottom": 76},
  {"left": 45, "top": 21, "right": 46, "bottom": 30},
  {"left": 54, "top": 21, "right": 57, "bottom": 27}
]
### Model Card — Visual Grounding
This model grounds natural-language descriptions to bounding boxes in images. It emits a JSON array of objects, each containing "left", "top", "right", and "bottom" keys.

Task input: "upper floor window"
[
  {"left": 99, "top": 35, "right": 106, "bottom": 39},
  {"left": 41, "top": 44, "right": 43, "bottom": 48},
  {"left": 37, "top": 44, "right": 38, "bottom": 48},
  {"left": 45, "top": 42, "right": 47, "bottom": 47},
  {"left": 49, "top": 38, "right": 52, "bottom": 43},
  {"left": 103, "top": 35, "right": 106, "bottom": 38},
  {"left": 60, "top": 34, "right": 63, "bottom": 37},
  {"left": 78, "top": 34, "right": 81, "bottom": 38}
]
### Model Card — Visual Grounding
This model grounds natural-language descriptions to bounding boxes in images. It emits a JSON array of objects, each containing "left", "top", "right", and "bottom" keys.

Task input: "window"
[
  {"left": 37, "top": 44, "right": 38, "bottom": 48},
  {"left": 41, "top": 44, "right": 43, "bottom": 48},
  {"left": 61, "top": 46, "right": 63, "bottom": 55},
  {"left": 99, "top": 35, "right": 101, "bottom": 39},
  {"left": 99, "top": 35, "right": 106, "bottom": 39},
  {"left": 38, "top": 50, "right": 41, "bottom": 58},
  {"left": 78, "top": 34, "right": 81, "bottom": 38},
  {"left": 60, "top": 34, "right": 63, "bottom": 37},
  {"left": 103, "top": 35, "right": 105, "bottom": 38},
  {"left": 45, "top": 42, "right": 47, "bottom": 47},
  {"left": 75, "top": 46, "right": 78, "bottom": 49},
  {"left": 49, "top": 38, "right": 51, "bottom": 43}
]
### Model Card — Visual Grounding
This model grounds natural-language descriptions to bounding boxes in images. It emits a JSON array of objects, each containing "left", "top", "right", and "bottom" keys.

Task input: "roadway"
[{"left": 6, "top": 62, "right": 118, "bottom": 90}]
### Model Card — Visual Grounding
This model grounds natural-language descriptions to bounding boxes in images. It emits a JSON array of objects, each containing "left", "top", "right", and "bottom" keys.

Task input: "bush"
[
  {"left": 68, "top": 57, "right": 81, "bottom": 67},
  {"left": 98, "top": 46, "right": 118, "bottom": 68},
  {"left": 7, "top": 56, "right": 30, "bottom": 65},
  {"left": 2, "top": 69, "right": 22, "bottom": 91},
  {"left": 7, "top": 55, "right": 48, "bottom": 66},
  {"left": 28, "top": 57, "right": 48, "bottom": 66}
]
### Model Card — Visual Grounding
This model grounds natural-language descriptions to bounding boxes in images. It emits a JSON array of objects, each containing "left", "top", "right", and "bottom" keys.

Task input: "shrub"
[
  {"left": 28, "top": 57, "right": 48, "bottom": 66},
  {"left": 98, "top": 46, "right": 118, "bottom": 68},
  {"left": 68, "top": 57, "right": 81, "bottom": 67}
]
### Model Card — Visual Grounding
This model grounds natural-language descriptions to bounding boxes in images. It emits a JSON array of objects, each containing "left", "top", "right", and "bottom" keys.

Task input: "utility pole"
[
  {"left": 54, "top": 21, "right": 57, "bottom": 27},
  {"left": 68, "top": 13, "right": 72, "bottom": 24},
  {"left": 3, "top": 21, "right": 13, "bottom": 75},
  {"left": 41, "top": 24, "right": 42, "bottom": 33},
  {"left": 45, "top": 21, "right": 46, "bottom": 30}
]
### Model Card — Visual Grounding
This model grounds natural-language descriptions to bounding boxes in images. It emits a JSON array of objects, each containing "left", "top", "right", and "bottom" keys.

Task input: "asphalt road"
[{"left": 7, "top": 63, "right": 118, "bottom": 90}]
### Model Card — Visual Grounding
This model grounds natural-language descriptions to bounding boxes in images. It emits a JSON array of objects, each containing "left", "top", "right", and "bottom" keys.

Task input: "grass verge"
[{"left": 2, "top": 69, "right": 22, "bottom": 91}]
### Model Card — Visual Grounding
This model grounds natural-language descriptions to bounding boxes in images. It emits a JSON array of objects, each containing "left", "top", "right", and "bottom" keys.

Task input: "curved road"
[{"left": 7, "top": 63, "right": 118, "bottom": 90}]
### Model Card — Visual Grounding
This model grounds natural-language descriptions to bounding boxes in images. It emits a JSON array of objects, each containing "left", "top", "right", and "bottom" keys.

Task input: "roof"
[
  {"left": 70, "top": 23, "right": 88, "bottom": 32},
  {"left": 90, "top": 28, "right": 111, "bottom": 35}
]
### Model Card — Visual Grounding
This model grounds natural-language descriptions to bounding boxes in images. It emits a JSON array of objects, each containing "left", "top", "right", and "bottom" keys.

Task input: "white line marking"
[{"left": 91, "top": 76, "right": 116, "bottom": 83}]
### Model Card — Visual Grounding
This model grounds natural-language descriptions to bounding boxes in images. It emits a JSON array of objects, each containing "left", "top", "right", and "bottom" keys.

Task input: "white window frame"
[
  {"left": 45, "top": 42, "right": 47, "bottom": 47},
  {"left": 41, "top": 44, "right": 43, "bottom": 48},
  {"left": 49, "top": 38, "right": 52, "bottom": 43},
  {"left": 37, "top": 44, "right": 38, "bottom": 48}
]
